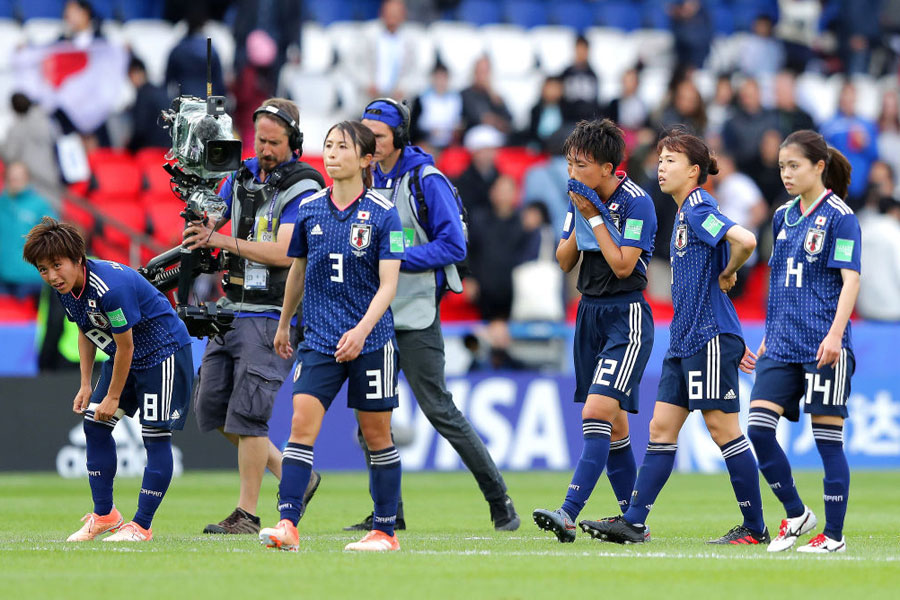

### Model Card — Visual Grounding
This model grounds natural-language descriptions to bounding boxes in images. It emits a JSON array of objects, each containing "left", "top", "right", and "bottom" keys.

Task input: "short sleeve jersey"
[
  {"left": 288, "top": 187, "right": 405, "bottom": 355},
  {"left": 57, "top": 260, "right": 191, "bottom": 369},
  {"left": 560, "top": 175, "right": 657, "bottom": 297},
  {"left": 669, "top": 188, "right": 743, "bottom": 357},
  {"left": 765, "top": 191, "right": 861, "bottom": 363}
]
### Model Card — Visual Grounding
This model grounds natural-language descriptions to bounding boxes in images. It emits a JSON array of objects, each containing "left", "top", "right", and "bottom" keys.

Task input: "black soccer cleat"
[
  {"left": 707, "top": 524, "right": 771, "bottom": 545},
  {"left": 533, "top": 508, "right": 577, "bottom": 543},
  {"left": 343, "top": 501, "right": 406, "bottom": 531},
  {"left": 489, "top": 495, "right": 520, "bottom": 531},
  {"left": 579, "top": 515, "right": 647, "bottom": 544}
]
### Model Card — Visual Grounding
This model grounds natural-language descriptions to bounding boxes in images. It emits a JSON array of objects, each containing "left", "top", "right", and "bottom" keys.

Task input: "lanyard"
[
  {"left": 266, "top": 190, "right": 279, "bottom": 233},
  {"left": 784, "top": 189, "right": 830, "bottom": 228}
]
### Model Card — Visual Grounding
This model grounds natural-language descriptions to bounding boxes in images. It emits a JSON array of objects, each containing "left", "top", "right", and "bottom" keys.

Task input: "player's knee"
[{"left": 648, "top": 417, "right": 678, "bottom": 443}]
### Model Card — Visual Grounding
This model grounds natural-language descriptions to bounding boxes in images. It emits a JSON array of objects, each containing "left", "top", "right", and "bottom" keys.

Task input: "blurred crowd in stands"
[{"left": 1, "top": 0, "right": 900, "bottom": 363}]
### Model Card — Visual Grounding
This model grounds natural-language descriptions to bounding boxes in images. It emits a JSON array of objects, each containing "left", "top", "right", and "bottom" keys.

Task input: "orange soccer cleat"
[
  {"left": 344, "top": 529, "right": 400, "bottom": 552},
  {"left": 66, "top": 508, "right": 124, "bottom": 541},
  {"left": 259, "top": 519, "right": 300, "bottom": 552}
]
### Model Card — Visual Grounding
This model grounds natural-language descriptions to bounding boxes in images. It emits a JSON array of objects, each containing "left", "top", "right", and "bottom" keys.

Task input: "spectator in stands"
[
  {"left": 821, "top": 82, "right": 879, "bottom": 208},
  {"left": 231, "top": 0, "right": 301, "bottom": 77},
  {"left": 857, "top": 195, "right": 900, "bottom": 321},
  {"left": 466, "top": 174, "right": 535, "bottom": 329},
  {"left": 523, "top": 77, "right": 564, "bottom": 151},
  {"left": 668, "top": 0, "right": 713, "bottom": 69},
  {"left": 559, "top": 35, "right": 602, "bottom": 124},
  {"left": 0, "top": 163, "right": 56, "bottom": 300},
  {"left": 460, "top": 56, "right": 513, "bottom": 134},
  {"left": 232, "top": 30, "right": 280, "bottom": 146},
  {"left": 606, "top": 67, "right": 648, "bottom": 132},
  {"left": 773, "top": 70, "right": 815, "bottom": 137},
  {"left": 454, "top": 124, "right": 503, "bottom": 215},
  {"left": 126, "top": 57, "right": 171, "bottom": 153},
  {"left": 361, "top": 0, "right": 417, "bottom": 101},
  {"left": 835, "top": 0, "right": 882, "bottom": 74},
  {"left": 410, "top": 62, "right": 462, "bottom": 151},
  {"left": 876, "top": 89, "right": 900, "bottom": 188},
  {"left": 858, "top": 161, "right": 898, "bottom": 227},
  {"left": 775, "top": 0, "right": 822, "bottom": 72},
  {"left": 722, "top": 77, "right": 778, "bottom": 175},
  {"left": 706, "top": 74, "right": 735, "bottom": 139},
  {"left": 165, "top": 4, "right": 226, "bottom": 99},
  {"left": 738, "top": 15, "right": 785, "bottom": 78},
  {"left": 749, "top": 128, "right": 791, "bottom": 210},
  {"left": 522, "top": 127, "right": 570, "bottom": 234},
  {"left": 1, "top": 93, "right": 61, "bottom": 208},
  {"left": 655, "top": 78, "right": 707, "bottom": 136},
  {"left": 60, "top": 0, "right": 101, "bottom": 48}
]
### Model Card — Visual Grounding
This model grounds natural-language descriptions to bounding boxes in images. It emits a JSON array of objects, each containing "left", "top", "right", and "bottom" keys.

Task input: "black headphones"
[
  {"left": 363, "top": 97, "right": 410, "bottom": 149},
  {"left": 253, "top": 104, "right": 304, "bottom": 155}
]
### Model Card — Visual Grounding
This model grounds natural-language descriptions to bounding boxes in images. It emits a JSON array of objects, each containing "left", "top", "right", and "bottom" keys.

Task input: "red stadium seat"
[
  {"left": 61, "top": 196, "right": 96, "bottom": 233},
  {"left": 88, "top": 150, "right": 142, "bottom": 199},
  {"left": 135, "top": 147, "right": 175, "bottom": 198},
  {"left": 435, "top": 146, "right": 471, "bottom": 179},
  {"left": 0, "top": 294, "right": 38, "bottom": 322},
  {"left": 440, "top": 285, "right": 482, "bottom": 321},
  {"left": 302, "top": 155, "right": 332, "bottom": 186},
  {"left": 494, "top": 147, "right": 547, "bottom": 184},
  {"left": 147, "top": 198, "right": 188, "bottom": 247},
  {"left": 89, "top": 199, "right": 147, "bottom": 266}
]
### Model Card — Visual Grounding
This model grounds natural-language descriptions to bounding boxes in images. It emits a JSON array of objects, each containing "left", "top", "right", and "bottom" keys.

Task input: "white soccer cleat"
[
  {"left": 344, "top": 529, "right": 400, "bottom": 552},
  {"left": 103, "top": 521, "right": 153, "bottom": 542},
  {"left": 796, "top": 533, "right": 846, "bottom": 553},
  {"left": 767, "top": 506, "right": 817, "bottom": 552},
  {"left": 66, "top": 508, "right": 124, "bottom": 541}
]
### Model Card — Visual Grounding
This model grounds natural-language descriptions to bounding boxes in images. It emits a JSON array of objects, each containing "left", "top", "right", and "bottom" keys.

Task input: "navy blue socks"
[
  {"left": 133, "top": 427, "right": 173, "bottom": 529},
  {"left": 83, "top": 417, "right": 117, "bottom": 516},
  {"left": 560, "top": 419, "right": 611, "bottom": 520},
  {"left": 720, "top": 435, "right": 766, "bottom": 534},
  {"left": 814, "top": 423, "right": 849, "bottom": 540},
  {"left": 369, "top": 446, "right": 402, "bottom": 536},
  {"left": 748, "top": 407, "right": 805, "bottom": 518},
  {"left": 607, "top": 435, "right": 637, "bottom": 511},
  {"left": 623, "top": 442, "right": 676, "bottom": 525},
  {"left": 279, "top": 442, "right": 313, "bottom": 526}
]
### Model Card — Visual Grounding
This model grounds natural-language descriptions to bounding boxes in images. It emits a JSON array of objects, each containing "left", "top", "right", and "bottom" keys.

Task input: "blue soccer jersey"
[
  {"left": 57, "top": 259, "right": 191, "bottom": 369},
  {"left": 764, "top": 191, "right": 861, "bottom": 363},
  {"left": 288, "top": 187, "right": 405, "bottom": 355},
  {"left": 669, "top": 188, "right": 743, "bottom": 357},
  {"left": 560, "top": 174, "right": 657, "bottom": 296}
]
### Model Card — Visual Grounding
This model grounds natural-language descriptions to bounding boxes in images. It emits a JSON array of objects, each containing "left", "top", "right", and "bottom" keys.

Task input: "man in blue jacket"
[{"left": 352, "top": 98, "right": 519, "bottom": 531}]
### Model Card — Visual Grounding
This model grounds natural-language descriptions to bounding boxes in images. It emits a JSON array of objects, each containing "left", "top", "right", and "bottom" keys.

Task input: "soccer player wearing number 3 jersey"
[
  {"left": 23, "top": 218, "right": 194, "bottom": 543},
  {"left": 259, "top": 121, "right": 405, "bottom": 553},
  {"left": 748, "top": 130, "right": 860, "bottom": 554},
  {"left": 581, "top": 128, "right": 768, "bottom": 545}
]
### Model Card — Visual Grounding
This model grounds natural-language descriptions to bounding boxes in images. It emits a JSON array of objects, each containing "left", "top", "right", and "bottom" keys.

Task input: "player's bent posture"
[
  {"left": 747, "top": 130, "right": 860, "bottom": 553},
  {"left": 581, "top": 128, "right": 768, "bottom": 545},
  {"left": 533, "top": 119, "right": 657, "bottom": 543},
  {"left": 259, "top": 121, "right": 405, "bottom": 552},
  {"left": 23, "top": 218, "right": 193, "bottom": 542}
]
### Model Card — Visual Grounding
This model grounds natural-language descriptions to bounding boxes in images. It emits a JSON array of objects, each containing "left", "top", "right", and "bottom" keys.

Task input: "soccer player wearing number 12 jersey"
[
  {"left": 748, "top": 130, "right": 861, "bottom": 553},
  {"left": 23, "top": 218, "right": 194, "bottom": 542}
]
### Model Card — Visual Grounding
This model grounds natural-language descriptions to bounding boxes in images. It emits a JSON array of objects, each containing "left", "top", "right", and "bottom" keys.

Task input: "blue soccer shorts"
[
  {"left": 657, "top": 333, "right": 744, "bottom": 413},
  {"left": 89, "top": 344, "right": 194, "bottom": 430},
  {"left": 750, "top": 351, "right": 854, "bottom": 421},
  {"left": 291, "top": 339, "right": 399, "bottom": 412},
  {"left": 573, "top": 292, "right": 654, "bottom": 413}
]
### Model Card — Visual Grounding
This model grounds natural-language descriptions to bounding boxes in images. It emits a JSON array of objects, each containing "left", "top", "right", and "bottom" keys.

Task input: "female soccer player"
[
  {"left": 23, "top": 218, "right": 194, "bottom": 542},
  {"left": 258, "top": 121, "right": 405, "bottom": 552},
  {"left": 580, "top": 128, "right": 767, "bottom": 544},
  {"left": 747, "top": 130, "right": 859, "bottom": 553}
]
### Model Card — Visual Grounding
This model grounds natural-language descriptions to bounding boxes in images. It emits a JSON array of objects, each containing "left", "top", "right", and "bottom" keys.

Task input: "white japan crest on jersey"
[
  {"left": 815, "top": 215, "right": 827, "bottom": 226},
  {"left": 609, "top": 203, "right": 619, "bottom": 211},
  {"left": 804, "top": 227, "right": 825, "bottom": 256},
  {"left": 357, "top": 210, "right": 370, "bottom": 220},
  {"left": 350, "top": 223, "right": 372, "bottom": 250},
  {"left": 87, "top": 311, "right": 110, "bottom": 329},
  {"left": 674, "top": 224, "right": 688, "bottom": 251},
  {"left": 88, "top": 299, "right": 97, "bottom": 308}
]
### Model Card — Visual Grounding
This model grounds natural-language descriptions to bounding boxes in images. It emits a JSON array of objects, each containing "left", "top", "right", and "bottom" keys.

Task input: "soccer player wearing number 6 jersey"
[
  {"left": 23, "top": 218, "right": 194, "bottom": 542},
  {"left": 747, "top": 130, "right": 860, "bottom": 554},
  {"left": 581, "top": 128, "right": 768, "bottom": 545},
  {"left": 259, "top": 121, "right": 405, "bottom": 553}
]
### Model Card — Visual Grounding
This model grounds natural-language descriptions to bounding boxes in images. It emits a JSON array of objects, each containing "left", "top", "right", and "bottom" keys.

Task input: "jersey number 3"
[{"left": 329, "top": 253, "right": 343, "bottom": 282}]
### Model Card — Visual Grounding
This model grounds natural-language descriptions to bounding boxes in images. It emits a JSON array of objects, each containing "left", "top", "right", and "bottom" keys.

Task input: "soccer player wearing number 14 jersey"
[
  {"left": 23, "top": 218, "right": 194, "bottom": 543},
  {"left": 748, "top": 130, "right": 861, "bottom": 553}
]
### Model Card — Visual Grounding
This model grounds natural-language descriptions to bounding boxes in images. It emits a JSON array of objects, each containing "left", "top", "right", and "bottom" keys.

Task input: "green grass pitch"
[{"left": 1, "top": 470, "right": 898, "bottom": 599}]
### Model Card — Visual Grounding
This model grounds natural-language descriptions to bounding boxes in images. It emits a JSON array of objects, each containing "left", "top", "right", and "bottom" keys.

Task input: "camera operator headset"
[{"left": 182, "top": 97, "right": 326, "bottom": 535}]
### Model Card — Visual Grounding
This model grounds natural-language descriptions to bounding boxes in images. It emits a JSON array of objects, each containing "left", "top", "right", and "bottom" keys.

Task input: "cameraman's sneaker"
[
  {"left": 489, "top": 495, "right": 520, "bottom": 531},
  {"left": 707, "top": 525, "right": 770, "bottom": 545},
  {"left": 259, "top": 519, "right": 299, "bottom": 552},
  {"left": 796, "top": 533, "right": 846, "bottom": 553},
  {"left": 344, "top": 530, "right": 400, "bottom": 552},
  {"left": 768, "top": 506, "right": 817, "bottom": 552},
  {"left": 66, "top": 508, "right": 123, "bottom": 541},
  {"left": 532, "top": 508, "right": 576, "bottom": 543},
  {"left": 203, "top": 507, "right": 261, "bottom": 534},
  {"left": 104, "top": 521, "right": 152, "bottom": 542},
  {"left": 579, "top": 516, "right": 647, "bottom": 544}
]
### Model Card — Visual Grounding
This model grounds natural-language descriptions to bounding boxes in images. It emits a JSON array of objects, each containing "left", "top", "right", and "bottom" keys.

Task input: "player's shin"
[
  {"left": 278, "top": 443, "right": 313, "bottom": 525},
  {"left": 133, "top": 427, "right": 174, "bottom": 529},
  {"left": 369, "top": 446, "right": 402, "bottom": 536},
  {"left": 83, "top": 418, "right": 118, "bottom": 515}
]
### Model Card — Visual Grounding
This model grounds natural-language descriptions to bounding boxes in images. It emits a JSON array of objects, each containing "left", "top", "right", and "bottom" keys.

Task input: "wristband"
[{"left": 588, "top": 215, "right": 603, "bottom": 228}]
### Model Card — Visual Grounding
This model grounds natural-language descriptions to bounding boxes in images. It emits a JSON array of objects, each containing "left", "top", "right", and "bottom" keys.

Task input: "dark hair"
[
  {"left": 128, "top": 55, "right": 146, "bottom": 74},
  {"left": 562, "top": 119, "right": 626, "bottom": 169},
  {"left": 575, "top": 34, "right": 589, "bottom": 47},
  {"left": 259, "top": 97, "right": 300, "bottom": 134},
  {"left": 656, "top": 126, "right": 719, "bottom": 185},
  {"left": 780, "top": 130, "right": 852, "bottom": 199},
  {"left": 23, "top": 217, "right": 87, "bottom": 267},
  {"left": 326, "top": 121, "right": 376, "bottom": 187},
  {"left": 11, "top": 92, "right": 31, "bottom": 115}
]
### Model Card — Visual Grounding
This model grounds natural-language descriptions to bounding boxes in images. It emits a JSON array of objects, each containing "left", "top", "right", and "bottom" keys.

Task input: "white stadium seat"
[
  {"left": 428, "top": 21, "right": 484, "bottom": 88},
  {"left": 0, "top": 19, "right": 25, "bottom": 69},
  {"left": 494, "top": 70, "right": 543, "bottom": 131},
  {"left": 585, "top": 27, "right": 638, "bottom": 86},
  {"left": 283, "top": 71, "right": 339, "bottom": 114},
  {"left": 23, "top": 18, "right": 64, "bottom": 46},
  {"left": 121, "top": 19, "right": 183, "bottom": 86},
  {"left": 530, "top": 26, "right": 576, "bottom": 77},
  {"left": 300, "top": 23, "right": 334, "bottom": 74},
  {"left": 481, "top": 24, "right": 536, "bottom": 77},
  {"left": 795, "top": 72, "right": 840, "bottom": 125},
  {"left": 631, "top": 29, "right": 674, "bottom": 70}
]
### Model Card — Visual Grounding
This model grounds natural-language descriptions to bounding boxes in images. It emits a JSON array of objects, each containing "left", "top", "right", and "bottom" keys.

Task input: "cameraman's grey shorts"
[{"left": 193, "top": 316, "right": 294, "bottom": 437}]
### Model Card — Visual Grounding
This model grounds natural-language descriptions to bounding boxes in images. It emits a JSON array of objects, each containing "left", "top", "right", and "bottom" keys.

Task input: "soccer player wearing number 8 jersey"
[
  {"left": 259, "top": 121, "right": 405, "bottom": 552},
  {"left": 748, "top": 130, "right": 860, "bottom": 553},
  {"left": 23, "top": 218, "right": 194, "bottom": 542}
]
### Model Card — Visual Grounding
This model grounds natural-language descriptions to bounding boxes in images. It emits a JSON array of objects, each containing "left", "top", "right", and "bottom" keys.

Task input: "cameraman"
[
  {"left": 182, "top": 98, "right": 324, "bottom": 535},
  {"left": 352, "top": 98, "right": 520, "bottom": 531}
]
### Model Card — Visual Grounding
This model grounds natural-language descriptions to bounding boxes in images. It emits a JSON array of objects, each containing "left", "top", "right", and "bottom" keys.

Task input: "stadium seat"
[
  {"left": 88, "top": 150, "right": 142, "bottom": 199},
  {"left": 504, "top": 0, "right": 549, "bottom": 29},
  {"left": 117, "top": 0, "right": 164, "bottom": 21},
  {"left": 586, "top": 27, "right": 638, "bottom": 86},
  {"left": 632, "top": 29, "right": 675, "bottom": 69},
  {"left": 549, "top": 1, "right": 595, "bottom": 31},
  {"left": 90, "top": 199, "right": 148, "bottom": 266},
  {"left": 62, "top": 195, "right": 96, "bottom": 234},
  {"left": 429, "top": 22, "right": 484, "bottom": 86},
  {"left": 351, "top": 0, "right": 381, "bottom": 21},
  {"left": 146, "top": 197, "right": 188, "bottom": 247},
  {"left": 0, "top": 19, "right": 24, "bottom": 67},
  {"left": 299, "top": 23, "right": 335, "bottom": 74},
  {"left": 0, "top": 294, "right": 38, "bottom": 322},
  {"left": 89, "top": 0, "right": 115, "bottom": 20},
  {"left": 711, "top": 6, "right": 735, "bottom": 36},
  {"left": 494, "top": 147, "right": 548, "bottom": 184},
  {"left": 301, "top": 155, "right": 333, "bottom": 187},
  {"left": 284, "top": 73, "right": 339, "bottom": 114},
  {"left": 482, "top": 25, "right": 536, "bottom": 77},
  {"left": 439, "top": 283, "right": 481, "bottom": 321},
  {"left": 18, "top": 0, "right": 64, "bottom": 20},
  {"left": 530, "top": 25, "right": 575, "bottom": 75},
  {"left": 640, "top": 0, "right": 670, "bottom": 30},
  {"left": 304, "top": 0, "right": 354, "bottom": 25},
  {"left": 494, "top": 71, "right": 544, "bottom": 129},
  {"left": 458, "top": 0, "right": 504, "bottom": 26},
  {"left": 22, "top": 18, "right": 63, "bottom": 45},
  {"left": 435, "top": 146, "right": 471, "bottom": 179},
  {"left": 598, "top": 2, "right": 642, "bottom": 32},
  {"left": 0, "top": 0, "right": 14, "bottom": 19},
  {"left": 121, "top": 19, "right": 182, "bottom": 86}
]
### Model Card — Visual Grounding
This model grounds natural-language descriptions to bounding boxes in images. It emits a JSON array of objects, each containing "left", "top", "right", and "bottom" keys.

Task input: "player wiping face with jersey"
[
  {"left": 23, "top": 218, "right": 194, "bottom": 543},
  {"left": 747, "top": 129, "right": 860, "bottom": 554},
  {"left": 259, "top": 120, "right": 405, "bottom": 553}
]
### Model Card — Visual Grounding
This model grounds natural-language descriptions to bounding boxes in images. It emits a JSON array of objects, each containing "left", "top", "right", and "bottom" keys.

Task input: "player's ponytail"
[{"left": 824, "top": 146, "right": 852, "bottom": 200}]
